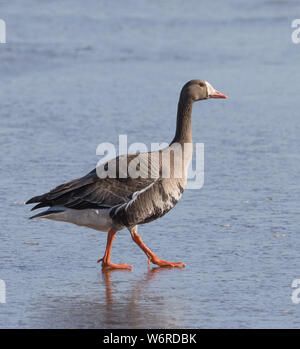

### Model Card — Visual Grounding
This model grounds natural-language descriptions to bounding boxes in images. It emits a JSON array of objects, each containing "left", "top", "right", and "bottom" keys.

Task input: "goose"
[{"left": 26, "top": 80, "right": 227, "bottom": 270}]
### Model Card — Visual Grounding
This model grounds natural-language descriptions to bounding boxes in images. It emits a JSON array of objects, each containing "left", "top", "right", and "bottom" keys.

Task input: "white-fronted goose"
[{"left": 26, "top": 80, "right": 227, "bottom": 270}]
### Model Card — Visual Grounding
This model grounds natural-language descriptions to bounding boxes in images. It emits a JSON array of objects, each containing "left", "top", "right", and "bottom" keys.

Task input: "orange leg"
[
  {"left": 97, "top": 229, "right": 132, "bottom": 270},
  {"left": 131, "top": 232, "right": 185, "bottom": 268}
]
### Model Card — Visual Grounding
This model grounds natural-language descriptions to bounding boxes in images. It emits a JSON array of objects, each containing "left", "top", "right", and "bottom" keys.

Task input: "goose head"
[{"left": 181, "top": 79, "right": 227, "bottom": 101}]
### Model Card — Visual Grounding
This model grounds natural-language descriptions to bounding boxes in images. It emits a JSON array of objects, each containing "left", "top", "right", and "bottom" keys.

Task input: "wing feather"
[{"left": 26, "top": 154, "right": 156, "bottom": 211}]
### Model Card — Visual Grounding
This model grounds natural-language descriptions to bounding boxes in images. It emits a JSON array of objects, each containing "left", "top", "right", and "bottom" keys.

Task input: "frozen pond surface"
[{"left": 1, "top": 0, "right": 300, "bottom": 328}]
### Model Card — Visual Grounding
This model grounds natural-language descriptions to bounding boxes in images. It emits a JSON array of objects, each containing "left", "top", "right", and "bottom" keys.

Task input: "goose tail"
[{"left": 29, "top": 207, "right": 65, "bottom": 220}]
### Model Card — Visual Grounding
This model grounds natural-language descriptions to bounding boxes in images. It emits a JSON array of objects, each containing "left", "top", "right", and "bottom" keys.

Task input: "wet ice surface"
[{"left": 1, "top": 0, "right": 300, "bottom": 328}]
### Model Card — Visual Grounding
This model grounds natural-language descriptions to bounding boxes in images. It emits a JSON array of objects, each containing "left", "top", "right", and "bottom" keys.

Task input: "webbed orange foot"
[
  {"left": 97, "top": 258, "right": 132, "bottom": 270},
  {"left": 131, "top": 231, "right": 186, "bottom": 269},
  {"left": 98, "top": 229, "right": 132, "bottom": 271},
  {"left": 149, "top": 256, "right": 186, "bottom": 268}
]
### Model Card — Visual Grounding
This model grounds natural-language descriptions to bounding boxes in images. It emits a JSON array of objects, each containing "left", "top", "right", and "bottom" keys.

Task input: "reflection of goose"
[
  {"left": 102, "top": 267, "right": 166, "bottom": 306},
  {"left": 28, "top": 268, "right": 186, "bottom": 328},
  {"left": 26, "top": 80, "right": 227, "bottom": 270}
]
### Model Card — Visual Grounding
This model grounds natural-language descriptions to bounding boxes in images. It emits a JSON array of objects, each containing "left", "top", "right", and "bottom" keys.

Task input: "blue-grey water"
[{"left": 1, "top": 0, "right": 300, "bottom": 328}]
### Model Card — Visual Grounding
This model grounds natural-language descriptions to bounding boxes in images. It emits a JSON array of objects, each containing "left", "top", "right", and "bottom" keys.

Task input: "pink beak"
[{"left": 209, "top": 90, "right": 227, "bottom": 99}]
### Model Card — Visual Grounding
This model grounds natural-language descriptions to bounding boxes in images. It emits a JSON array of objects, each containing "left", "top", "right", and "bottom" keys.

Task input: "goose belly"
[{"left": 44, "top": 207, "right": 116, "bottom": 232}]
